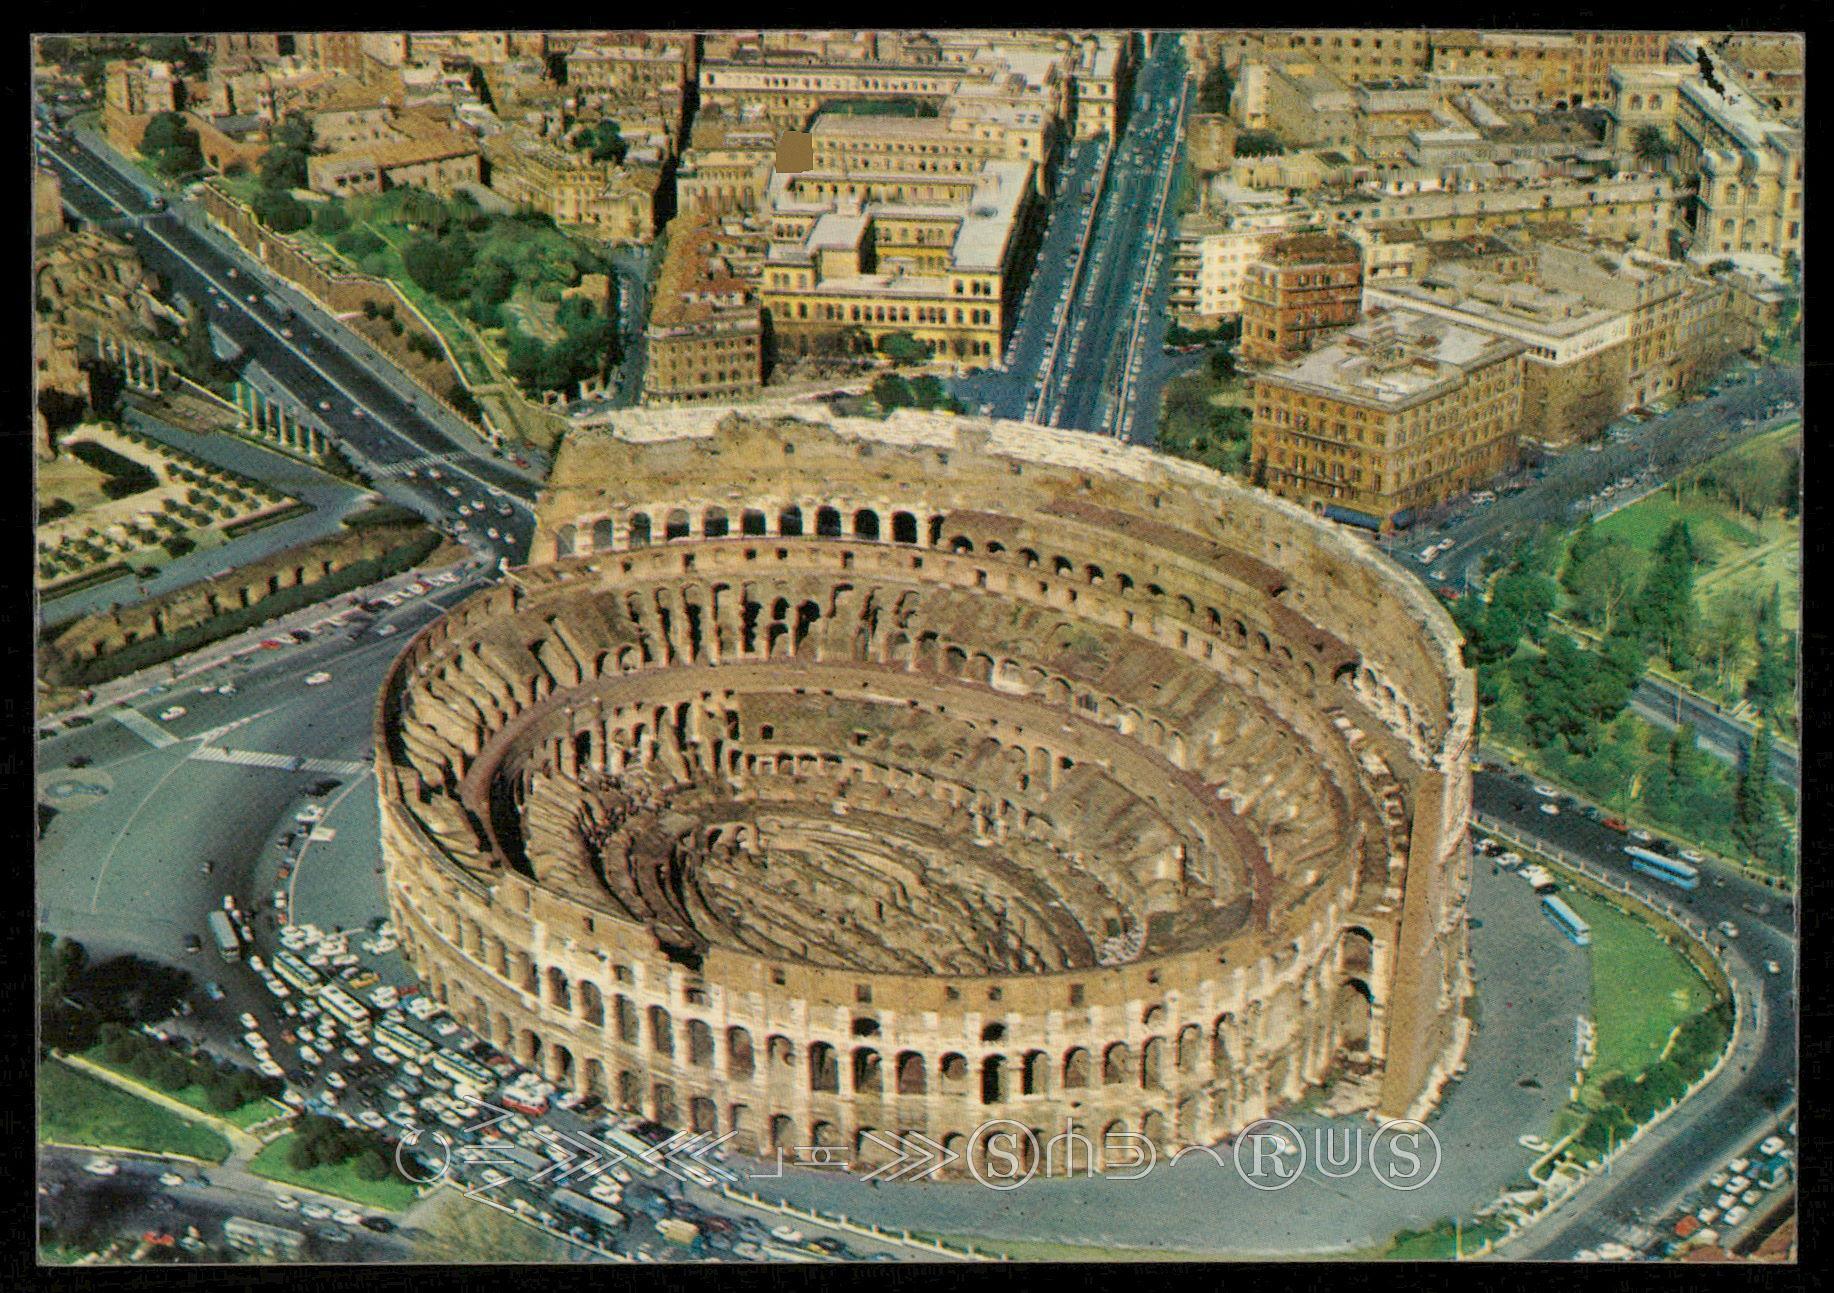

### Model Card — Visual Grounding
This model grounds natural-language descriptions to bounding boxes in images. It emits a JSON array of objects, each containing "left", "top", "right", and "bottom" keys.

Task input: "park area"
[
  {"left": 39, "top": 1060, "right": 231, "bottom": 1163},
  {"left": 300, "top": 187, "right": 618, "bottom": 403},
  {"left": 1562, "top": 423, "right": 1801, "bottom": 724},
  {"left": 247, "top": 1130, "right": 421, "bottom": 1212},
  {"left": 78, "top": 1047, "right": 281, "bottom": 1131}
]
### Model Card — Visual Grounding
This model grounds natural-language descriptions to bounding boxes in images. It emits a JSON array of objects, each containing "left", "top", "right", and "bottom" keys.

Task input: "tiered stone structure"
[{"left": 375, "top": 406, "right": 1476, "bottom": 1174}]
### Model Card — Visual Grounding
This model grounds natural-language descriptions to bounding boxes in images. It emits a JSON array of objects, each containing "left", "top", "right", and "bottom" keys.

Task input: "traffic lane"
[
  {"left": 1414, "top": 374, "right": 1799, "bottom": 578},
  {"left": 53, "top": 125, "right": 538, "bottom": 496},
  {"left": 52, "top": 136, "right": 535, "bottom": 507},
  {"left": 39, "top": 1148, "right": 412, "bottom": 1261},
  {"left": 1472, "top": 773, "right": 1795, "bottom": 935},
  {"left": 1628, "top": 679, "right": 1798, "bottom": 785}
]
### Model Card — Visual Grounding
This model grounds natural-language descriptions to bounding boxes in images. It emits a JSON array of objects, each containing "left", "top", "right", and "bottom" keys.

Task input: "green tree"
[
  {"left": 1234, "top": 129, "right": 1284, "bottom": 157},
  {"left": 336, "top": 226, "right": 385, "bottom": 258},
  {"left": 871, "top": 373, "right": 913, "bottom": 410},
  {"left": 313, "top": 203, "right": 351, "bottom": 236},
  {"left": 1633, "top": 125, "right": 1675, "bottom": 167},
  {"left": 1196, "top": 60, "right": 1234, "bottom": 114},
  {"left": 140, "top": 112, "right": 203, "bottom": 176},
  {"left": 1631, "top": 520, "right": 1699, "bottom": 669},
  {"left": 402, "top": 237, "right": 468, "bottom": 298},
  {"left": 1568, "top": 538, "right": 1643, "bottom": 636},
  {"left": 1732, "top": 724, "right": 1788, "bottom": 862},
  {"left": 910, "top": 374, "right": 945, "bottom": 408},
  {"left": 879, "top": 331, "right": 929, "bottom": 365},
  {"left": 251, "top": 188, "right": 309, "bottom": 234},
  {"left": 570, "top": 120, "right": 627, "bottom": 164}
]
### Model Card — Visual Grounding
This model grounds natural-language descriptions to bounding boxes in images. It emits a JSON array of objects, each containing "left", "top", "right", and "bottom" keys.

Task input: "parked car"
[{"left": 158, "top": 706, "right": 187, "bottom": 722}]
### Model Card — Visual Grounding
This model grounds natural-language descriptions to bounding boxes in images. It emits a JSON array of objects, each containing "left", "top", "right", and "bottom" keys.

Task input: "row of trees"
[
  {"left": 93, "top": 1021, "right": 280, "bottom": 1113},
  {"left": 869, "top": 372, "right": 960, "bottom": 413}
]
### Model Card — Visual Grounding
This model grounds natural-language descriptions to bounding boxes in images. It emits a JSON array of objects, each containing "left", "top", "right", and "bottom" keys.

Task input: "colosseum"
[{"left": 375, "top": 404, "right": 1477, "bottom": 1175}]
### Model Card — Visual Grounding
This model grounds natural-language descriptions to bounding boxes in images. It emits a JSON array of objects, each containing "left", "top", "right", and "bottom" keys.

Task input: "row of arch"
[
  {"left": 420, "top": 914, "right": 1383, "bottom": 1106},
  {"left": 543, "top": 508, "right": 1425, "bottom": 745}
]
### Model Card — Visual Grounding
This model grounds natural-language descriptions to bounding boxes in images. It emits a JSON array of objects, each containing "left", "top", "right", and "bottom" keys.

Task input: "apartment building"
[
  {"left": 1251, "top": 308, "right": 1525, "bottom": 529},
  {"left": 1233, "top": 57, "right": 1359, "bottom": 148},
  {"left": 1673, "top": 74, "right": 1803, "bottom": 264},
  {"left": 643, "top": 217, "right": 767, "bottom": 406},
  {"left": 1533, "top": 236, "right": 1741, "bottom": 407},
  {"left": 103, "top": 59, "right": 182, "bottom": 153},
  {"left": 1172, "top": 171, "right": 1674, "bottom": 326},
  {"left": 674, "top": 110, "right": 779, "bottom": 219},
  {"left": 1427, "top": 30, "right": 1669, "bottom": 108},
  {"left": 1240, "top": 233, "right": 1365, "bottom": 366},
  {"left": 1366, "top": 266, "right": 1630, "bottom": 447},
  {"left": 307, "top": 112, "right": 482, "bottom": 199},
  {"left": 758, "top": 157, "right": 1040, "bottom": 365},
  {"left": 484, "top": 132, "right": 663, "bottom": 242},
  {"left": 1203, "top": 30, "right": 1433, "bottom": 85}
]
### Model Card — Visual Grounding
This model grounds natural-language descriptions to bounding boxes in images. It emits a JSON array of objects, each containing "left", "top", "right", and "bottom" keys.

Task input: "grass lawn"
[
  {"left": 39, "top": 1061, "right": 232, "bottom": 1163},
  {"left": 247, "top": 1135, "right": 421, "bottom": 1212},
  {"left": 1561, "top": 887, "right": 1717, "bottom": 1107},
  {"left": 1587, "top": 425, "right": 1801, "bottom": 636},
  {"left": 79, "top": 1047, "right": 281, "bottom": 1129}
]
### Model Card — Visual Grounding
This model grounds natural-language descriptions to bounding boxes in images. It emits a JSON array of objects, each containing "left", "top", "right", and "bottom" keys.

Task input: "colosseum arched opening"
[{"left": 375, "top": 407, "right": 1477, "bottom": 1175}]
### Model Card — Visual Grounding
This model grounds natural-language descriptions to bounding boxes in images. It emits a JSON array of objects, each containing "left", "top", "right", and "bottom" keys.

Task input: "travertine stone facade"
[{"left": 375, "top": 407, "right": 1476, "bottom": 1173}]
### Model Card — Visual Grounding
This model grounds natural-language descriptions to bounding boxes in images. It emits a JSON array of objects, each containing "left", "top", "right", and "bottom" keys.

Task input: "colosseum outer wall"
[{"left": 374, "top": 405, "right": 1476, "bottom": 1170}]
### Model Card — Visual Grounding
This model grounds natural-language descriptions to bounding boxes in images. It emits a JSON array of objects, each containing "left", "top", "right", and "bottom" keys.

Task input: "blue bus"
[
  {"left": 1541, "top": 895, "right": 1592, "bottom": 947},
  {"left": 1624, "top": 846, "right": 1700, "bottom": 890}
]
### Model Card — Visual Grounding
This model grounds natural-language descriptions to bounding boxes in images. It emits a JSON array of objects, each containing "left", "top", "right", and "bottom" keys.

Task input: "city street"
[
  {"left": 39, "top": 1145, "right": 417, "bottom": 1262},
  {"left": 1472, "top": 770, "right": 1797, "bottom": 1261},
  {"left": 38, "top": 124, "right": 541, "bottom": 569}
]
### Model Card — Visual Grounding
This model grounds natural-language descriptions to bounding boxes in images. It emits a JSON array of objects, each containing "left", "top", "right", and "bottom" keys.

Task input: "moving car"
[
  {"left": 83, "top": 1157, "right": 120, "bottom": 1177},
  {"left": 305, "top": 671, "right": 333, "bottom": 686}
]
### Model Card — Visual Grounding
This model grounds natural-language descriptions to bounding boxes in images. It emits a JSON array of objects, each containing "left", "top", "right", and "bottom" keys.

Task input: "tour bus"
[
  {"left": 376, "top": 1017, "right": 435, "bottom": 1062},
  {"left": 601, "top": 1126, "right": 661, "bottom": 1177},
  {"left": 318, "top": 984, "right": 371, "bottom": 1030},
  {"left": 207, "top": 910, "right": 242, "bottom": 963},
  {"left": 551, "top": 1187, "right": 627, "bottom": 1235},
  {"left": 273, "top": 950, "right": 324, "bottom": 995},
  {"left": 429, "top": 1047, "right": 495, "bottom": 1095},
  {"left": 1541, "top": 894, "right": 1593, "bottom": 947},
  {"left": 1624, "top": 846, "right": 1700, "bottom": 891}
]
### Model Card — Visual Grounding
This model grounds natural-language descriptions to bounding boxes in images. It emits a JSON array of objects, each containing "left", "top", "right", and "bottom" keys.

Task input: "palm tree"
[{"left": 1633, "top": 126, "right": 1675, "bottom": 171}]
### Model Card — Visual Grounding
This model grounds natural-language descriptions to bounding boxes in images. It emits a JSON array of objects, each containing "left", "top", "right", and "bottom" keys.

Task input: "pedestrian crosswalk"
[
  {"left": 371, "top": 452, "right": 459, "bottom": 478},
  {"left": 111, "top": 708, "right": 178, "bottom": 749},
  {"left": 193, "top": 745, "right": 301, "bottom": 771},
  {"left": 189, "top": 746, "right": 370, "bottom": 778}
]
